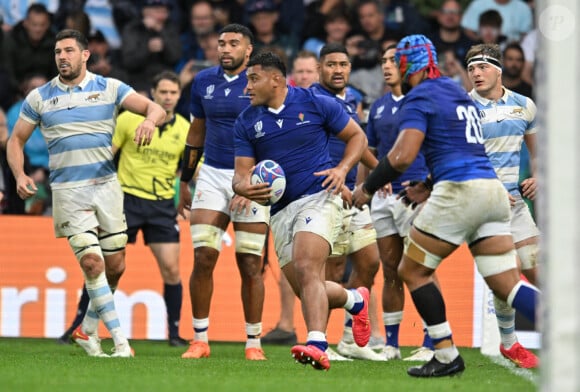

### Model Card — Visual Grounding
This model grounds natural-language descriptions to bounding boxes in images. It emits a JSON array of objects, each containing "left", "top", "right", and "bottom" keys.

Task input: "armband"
[
  {"left": 180, "top": 144, "right": 204, "bottom": 183},
  {"left": 364, "top": 156, "right": 403, "bottom": 194}
]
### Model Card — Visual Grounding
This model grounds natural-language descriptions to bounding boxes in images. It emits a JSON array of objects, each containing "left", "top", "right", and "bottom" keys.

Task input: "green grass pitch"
[{"left": 0, "top": 338, "right": 537, "bottom": 391}]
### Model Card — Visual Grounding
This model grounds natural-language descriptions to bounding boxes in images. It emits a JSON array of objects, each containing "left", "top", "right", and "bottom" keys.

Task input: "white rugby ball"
[{"left": 251, "top": 159, "right": 286, "bottom": 205}]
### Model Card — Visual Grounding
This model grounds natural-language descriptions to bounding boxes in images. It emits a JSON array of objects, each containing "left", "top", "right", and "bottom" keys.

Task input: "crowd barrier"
[{"left": 0, "top": 215, "right": 529, "bottom": 347}]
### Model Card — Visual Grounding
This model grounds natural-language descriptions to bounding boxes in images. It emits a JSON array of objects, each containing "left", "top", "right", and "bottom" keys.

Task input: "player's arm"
[
  {"left": 177, "top": 118, "right": 207, "bottom": 217},
  {"left": 353, "top": 128, "right": 424, "bottom": 208},
  {"left": 233, "top": 156, "right": 271, "bottom": 205},
  {"left": 521, "top": 132, "right": 537, "bottom": 200},
  {"left": 315, "top": 118, "right": 367, "bottom": 194},
  {"left": 121, "top": 92, "right": 166, "bottom": 146},
  {"left": 6, "top": 118, "right": 38, "bottom": 199}
]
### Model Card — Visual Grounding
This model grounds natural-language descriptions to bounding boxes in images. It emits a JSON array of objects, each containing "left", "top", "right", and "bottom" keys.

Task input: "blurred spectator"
[
  {"left": 120, "top": 0, "right": 182, "bottom": 93},
  {"left": 438, "top": 49, "right": 472, "bottom": 91},
  {"left": 0, "top": 26, "right": 16, "bottom": 110},
  {"left": 476, "top": 10, "right": 508, "bottom": 51},
  {"left": 301, "top": 0, "right": 350, "bottom": 45},
  {"left": 2, "top": 4, "right": 57, "bottom": 88},
  {"left": 289, "top": 50, "right": 319, "bottom": 88},
  {"left": 461, "top": 0, "right": 532, "bottom": 42},
  {"left": 246, "top": 0, "right": 299, "bottom": 65},
  {"left": 0, "top": 108, "right": 6, "bottom": 211},
  {"left": 428, "top": 0, "right": 475, "bottom": 63},
  {"left": 87, "top": 30, "right": 128, "bottom": 81},
  {"left": 520, "top": 28, "right": 536, "bottom": 85},
  {"left": 303, "top": 7, "right": 352, "bottom": 57},
  {"left": 383, "top": 0, "right": 430, "bottom": 36},
  {"left": 110, "top": 0, "right": 140, "bottom": 35},
  {"left": 63, "top": 9, "right": 92, "bottom": 37},
  {"left": 0, "top": 0, "right": 58, "bottom": 31},
  {"left": 176, "top": 0, "right": 217, "bottom": 72},
  {"left": 210, "top": 0, "right": 245, "bottom": 26},
  {"left": 502, "top": 42, "right": 533, "bottom": 98},
  {"left": 175, "top": 30, "right": 219, "bottom": 119},
  {"left": 276, "top": 0, "right": 305, "bottom": 41}
]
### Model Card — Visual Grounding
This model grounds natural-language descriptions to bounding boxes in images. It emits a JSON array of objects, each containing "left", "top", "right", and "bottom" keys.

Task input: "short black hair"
[
  {"left": 503, "top": 42, "right": 525, "bottom": 61},
  {"left": 56, "top": 29, "right": 89, "bottom": 50},
  {"left": 479, "top": 9, "right": 502, "bottom": 28},
  {"left": 27, "top": 3, "right": 51, "bottom": 17},
  {"left": 152, "top": 70, "right": 181, "bottom": 89},
  {"left": 219, "top": 23, "right": 254, "bottom": 45},
  {"left": 319, "top": 43, "right": 349, "bottom": 60},
  {"left": 247, "top": 51, "right": 287, "bottom": 77}
]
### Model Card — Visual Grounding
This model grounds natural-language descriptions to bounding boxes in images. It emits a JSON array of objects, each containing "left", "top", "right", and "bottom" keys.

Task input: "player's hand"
[
  {"left": 397, "top": 180, "right": 431, "bottom": 209},
  {"left": 352, "top": 183, "right": 372, "bottom": 209},
  {"left": 340, "top": 185, "right": 353, "bottom": 209},
  {"left": 177, "top": 181, "right": 192, "bottom": 219},
  {"left": 233, "top": 172, "right": 272, "bottom": 205},
  {"left": 314, "top": 166, "right": 347, "bottom": 195},
  {"left": 15, "top": 175, "right": 37, "bottom": 200},
  {"left": 134, "top": 119, "right": 156, "bottom": 147},
  {"left": 376, "top": 183, "right": 392, "bottom": 198},
  {"left": 507, "top": 192, "right": 516, "bottom": 207},
  {"left": 229, "top": 194, "right": 254, "bottom": 215},
  {"left": 520, "top": 177, "right": 537, "bottom": 200}
]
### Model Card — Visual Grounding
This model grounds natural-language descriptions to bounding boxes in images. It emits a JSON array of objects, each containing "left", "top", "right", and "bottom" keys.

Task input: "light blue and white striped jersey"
[
  {"left": 469, "top": 88, "right": 537, "bottom": 195},
  {"left": 19, "top": 72, "right": 134, "bottom": 190}
]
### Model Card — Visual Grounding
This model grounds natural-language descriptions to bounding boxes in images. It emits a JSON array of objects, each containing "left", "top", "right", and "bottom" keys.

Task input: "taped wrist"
[
  {"left": 364, "top": 156, "right": 403, "bottom": 194},
  {"left": 424, "top": 176, "right": 433, "bottom": 191},
  {"left": 180, "top": 144, "right": 203, "bottom": 183}
]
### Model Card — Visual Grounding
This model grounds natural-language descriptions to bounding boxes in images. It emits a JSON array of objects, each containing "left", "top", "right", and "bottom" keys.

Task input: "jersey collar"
[{"left": 470, "top": 87, "right": 509, "bottom": 106}]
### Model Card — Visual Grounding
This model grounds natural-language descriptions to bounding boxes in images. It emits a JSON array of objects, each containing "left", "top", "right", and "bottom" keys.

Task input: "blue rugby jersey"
[
  {"left": 19, "top": 72, "right": 134, "bottom": 190},
  {"left": 398, "top": 77, "right": 497, "bottom": 183},
  {"left": 469, "top": 88, "right": 537, "bottom": 195},
  {"left": 189, "top": 66, "right": 252, "bottom": 170},
  {"left": 366, "top": 92, "right": 429, "bottom": 194},
  {"left": 234, "top": 86, "right": 351, "bottom": 215},
  {"left": 310, "top": 82, "right": 360, "bottom": 189}
]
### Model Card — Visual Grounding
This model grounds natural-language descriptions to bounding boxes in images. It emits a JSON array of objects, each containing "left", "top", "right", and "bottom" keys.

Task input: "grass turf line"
[{"left": 0, "top": 338, "right": 536, "bottom": 392}]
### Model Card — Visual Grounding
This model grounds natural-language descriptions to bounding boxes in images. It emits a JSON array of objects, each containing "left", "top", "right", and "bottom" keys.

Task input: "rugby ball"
[{"left": 251, "top": 159, "right": 286, "bottom": 205}]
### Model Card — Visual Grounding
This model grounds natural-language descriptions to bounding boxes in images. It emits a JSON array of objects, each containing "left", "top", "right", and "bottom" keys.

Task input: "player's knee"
[
  {"left": 348, "top": 226, "right": 377, "bottom": 254},
  {"left": 99, "top": 231, "right": 128, "bottom": 256},
  {"left": 68, "top": 230, "right": 103, "bottom": 263},
  {"left": 191, "top": 224, "right": 224, "bottom": 251},
  {"left": 517, "top": 244, "right": 538, "bottom": 271},
  {"left": 235, "top": 231, "right": 266, "bottom": 256},
  {"left": 475, "top": 249, "right": 517, "bottom": 277},
  {"left": 403, "top": 237, "right": 443, "bottom": 270}
]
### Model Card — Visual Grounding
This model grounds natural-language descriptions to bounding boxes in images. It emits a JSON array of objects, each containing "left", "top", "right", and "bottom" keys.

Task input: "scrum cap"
[{"left": 395, "top": 34, "right": 440, "bottom": 82}]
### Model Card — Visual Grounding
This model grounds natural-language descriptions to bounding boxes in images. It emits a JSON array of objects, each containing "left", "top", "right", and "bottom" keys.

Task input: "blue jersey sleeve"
[
  {"left": 366, "top": 101, "right": 379, "bottom": 148},
  {"left": 189, "top": 76, "right": 205, "bottom": 119},
  {"left": 233, "top": 114, "right": 255, "bottom": 159},
  {"left": 313, "top": 94, "right": 351, "bottom": 135},
  {"left": 398, "top": 93, "right": 434, "bottom": 134}
]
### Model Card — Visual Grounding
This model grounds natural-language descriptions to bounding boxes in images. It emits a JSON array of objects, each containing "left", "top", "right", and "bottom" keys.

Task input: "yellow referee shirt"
[{"left": 113, "top": 111, "right": 189, "bottom": 200}]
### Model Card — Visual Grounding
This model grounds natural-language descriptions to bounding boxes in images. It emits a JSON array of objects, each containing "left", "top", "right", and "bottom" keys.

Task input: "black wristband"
[
  {"left": 180, "top": 144, "right": 204, "bottom": 183},
  {"left": 364, "top": 156, "right": 403, "bottom": 194}
]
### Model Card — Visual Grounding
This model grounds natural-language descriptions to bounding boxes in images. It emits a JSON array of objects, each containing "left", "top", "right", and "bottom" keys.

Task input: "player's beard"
[
  {"left": 221, "top": 56, "right": 244, "bottom": 71},
  {"left": 59, "top": 63, "right": 82, "bottom": 82}
]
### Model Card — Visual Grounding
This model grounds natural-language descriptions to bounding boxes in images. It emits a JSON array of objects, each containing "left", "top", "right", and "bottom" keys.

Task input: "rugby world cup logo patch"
[
  {"left": 204, "top": 84, "right": 215, "bottom": 99},
  {"left": 254, "top": 121, "right": 265, "bottom": 138}
]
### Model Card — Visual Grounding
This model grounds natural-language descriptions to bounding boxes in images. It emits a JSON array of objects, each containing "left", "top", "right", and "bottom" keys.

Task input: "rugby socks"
[
  {"left": 343, "top": 288, "right": 364, "bottom": 315},
  {"left": 383, "top": 311, "right": 403, "bottom": 348},
  {"left": 421, "top": 324, "right": 435, "bottom": 350},
  {"left": 193, "top": 317, "right": 209, "bottom": 342},
  {"left": 164, "top": 282, "right": 183, "bottom": 339},
  {"left": 342, "top": 313, "right": 354, "bottom": 343},
  {"left": 65, "top": 285, "right": 90, "bottom": 335},
  {"left": 494, "top": 295, "right": 518, "bottom": 349},
  {"left": 507, "top": 281, "right": 539, "bottom": 324},
  {"left": 85, "top": 271, "right": 127, "bottom": 346},
  {"left": 410, "top": 283, "right": 447, "bottom": 326},
  {"left": 306, "top": 331, "right": 328, "bottom": 352},
  {"left": 245, "top": 322, "right": 263, "bottom": 349}
]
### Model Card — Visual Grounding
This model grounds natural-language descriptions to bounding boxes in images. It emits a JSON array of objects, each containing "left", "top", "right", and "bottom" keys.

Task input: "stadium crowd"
[
  {"left": 0, "top": 0, "right": 537, "bottom": 214},
  {"left": 0, "top": 0, "right": 539, "bottom": 375}
]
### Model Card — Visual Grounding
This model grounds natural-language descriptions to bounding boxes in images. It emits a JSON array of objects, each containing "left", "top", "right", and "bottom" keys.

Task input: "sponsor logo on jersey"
[
  {"left": 86, "top": 93, "right": 100, "bottom": 102},
  {"left": 296, "top": 112, "right": 310, "bottom": 125},
  {"left": 224, "top": 88, "right": 231, "bottom": 97},
  {"left": 276, "top": 119, "right": 283, "bottom": 128}
]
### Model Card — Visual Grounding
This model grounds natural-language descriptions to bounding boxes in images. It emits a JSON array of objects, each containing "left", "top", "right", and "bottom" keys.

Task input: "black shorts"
[{"left": 124, "top": 193, "right": 179, "bottom": 244}]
